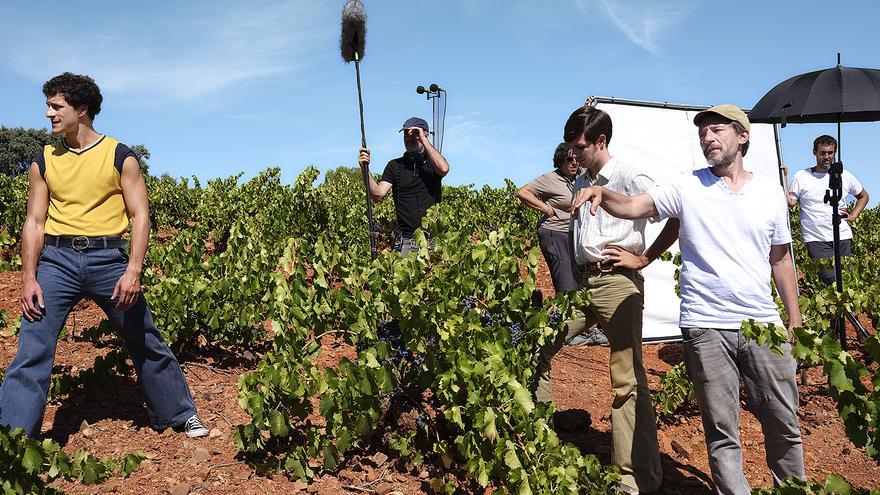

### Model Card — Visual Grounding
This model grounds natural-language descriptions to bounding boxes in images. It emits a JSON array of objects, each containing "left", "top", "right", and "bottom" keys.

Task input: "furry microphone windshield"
[{"left": 340, "top": 0, "right": 366, "bottom": 62}]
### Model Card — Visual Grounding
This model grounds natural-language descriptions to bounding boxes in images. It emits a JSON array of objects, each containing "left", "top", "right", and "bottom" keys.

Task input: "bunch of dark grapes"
[
  {"left": 509, "top": 322, "right": 523, "bottom": 344},
  {"left": 377, "top": 320, "right": 411, "bottom": 366},
  {"left": 480, "top": 309, "right": 527, "bottom": 345},
  {"left": 548, "top": 311, "right": 562, "bottom": 327},
  {"left": 481, "top": 311, "right": 503, "bottom": 328}
]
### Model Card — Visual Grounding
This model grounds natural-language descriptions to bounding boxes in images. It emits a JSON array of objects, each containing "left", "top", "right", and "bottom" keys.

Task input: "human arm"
[
  {"left": 846, "top": 188, "right": 869, "bottom": 222},
  {"left": 780, "top": 166, "right": 798, "bottom": 208},
  {"left": 20, "top": 163, "right": 49, "bottom": 321},
  {"left": 785, "top": 174, "right": 798, "bottom": 208},
  {"left": 357, "top": 147, "right": 393, "bottom": 202},
  {"left": 602, "top": 218, "right": 680, "bottom": 269},
  {"left": 410, "top": 128, "right": 449, "bottom": 177},
  {"left": 114, "top": 156, "right": 149, "bottom": 311},
  {"left": 769, "top": 243, "right": 802, "bottom": 337},
  {"left": 571, "top": 186, "right": 659, "bottom": 220},
  {"left": 515, "top": 183, "right": 557, "bottom": 218}
]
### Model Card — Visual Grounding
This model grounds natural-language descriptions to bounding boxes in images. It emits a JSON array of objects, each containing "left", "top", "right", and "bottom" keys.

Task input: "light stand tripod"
[
  {"left": 823, "top": 159, "right": 871, "bottom": 349},
  {"left": 416, "top": 83, "right": 446, "bottom": 152}
]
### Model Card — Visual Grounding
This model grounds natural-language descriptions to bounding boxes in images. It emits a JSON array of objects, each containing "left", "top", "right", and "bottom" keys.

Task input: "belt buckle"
[
  {"left": 597, "top": 260, "right": 613, "bottom": 273},
  {"left": 71, "top": 236, "right": 90, "bottom": 251}
]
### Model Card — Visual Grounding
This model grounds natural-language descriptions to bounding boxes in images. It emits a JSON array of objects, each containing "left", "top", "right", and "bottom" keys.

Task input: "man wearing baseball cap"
[
  {"left": 358, "top": 117, "right": 450, "bottom": 254},
  {"left": 572, "top": 104, "right": 805, "bottom": 494}
]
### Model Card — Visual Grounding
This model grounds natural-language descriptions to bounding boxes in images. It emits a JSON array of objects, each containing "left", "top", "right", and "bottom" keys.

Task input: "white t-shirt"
[
  {"left": 788, "top": 168, "right": 863, "bottom": 243},
  {"left": 648, "top": 168, "right": 791, "bottom": 329}
]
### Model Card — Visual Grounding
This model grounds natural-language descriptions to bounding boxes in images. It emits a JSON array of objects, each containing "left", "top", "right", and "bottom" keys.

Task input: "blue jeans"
[
  {"left": 0, "top": 245, "right": 196, "bottom": 436},
  {"left": 681, "top": 327, "right": 804, "bottom": 495}
]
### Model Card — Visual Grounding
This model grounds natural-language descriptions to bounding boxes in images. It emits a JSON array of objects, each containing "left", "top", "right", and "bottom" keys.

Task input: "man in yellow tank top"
[{"left": 0, "top": 73, "right": 208, "bottom": 438}]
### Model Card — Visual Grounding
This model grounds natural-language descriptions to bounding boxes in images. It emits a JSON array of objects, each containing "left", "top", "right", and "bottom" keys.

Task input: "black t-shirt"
[{"left": 381, "top": 152, "right": 442, "bottom": 237}]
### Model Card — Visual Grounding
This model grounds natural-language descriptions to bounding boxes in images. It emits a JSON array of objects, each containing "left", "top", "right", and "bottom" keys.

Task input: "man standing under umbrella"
[
  {"left": 572, "top": 104, "right": 805, "bottom": 494},
  {"left": 787, "top": 135, "right": 870, "bottom": 284},
  {"left": 358, "top": 117, "right": 450, "bottom": 255}
]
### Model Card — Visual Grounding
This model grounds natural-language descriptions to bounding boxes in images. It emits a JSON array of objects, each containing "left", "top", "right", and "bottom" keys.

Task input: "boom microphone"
[
  {"left": 339, "top": 0, "right": 377, "bottom": 260},
  {"left": 340, "top": 0, "right": 366, "bottom": 62}
]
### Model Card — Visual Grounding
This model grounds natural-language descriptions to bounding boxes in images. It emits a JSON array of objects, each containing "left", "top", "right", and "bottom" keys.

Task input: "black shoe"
[{"left": 176, "top": 414, "right": 209, "bottom": 438}]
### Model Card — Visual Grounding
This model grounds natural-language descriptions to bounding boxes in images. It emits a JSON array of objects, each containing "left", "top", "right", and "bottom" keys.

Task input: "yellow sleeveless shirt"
[{"left": 35, "top": 135, "right": 135, "bottom": 236}]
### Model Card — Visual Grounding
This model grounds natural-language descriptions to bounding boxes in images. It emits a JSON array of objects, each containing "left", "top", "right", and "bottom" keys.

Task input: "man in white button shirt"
[
  {"left": 534, "top": 105, "right": 679, "bottom": 494},
  {"left": 572, "top": 104, "right": 805, "bottom": 495},
  {"left": 786, "top": 134, "right": 870, "bottom": 284}
]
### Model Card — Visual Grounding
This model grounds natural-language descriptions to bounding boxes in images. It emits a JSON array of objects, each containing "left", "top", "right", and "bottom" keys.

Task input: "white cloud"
[
  {"left": 577, "top": 0, "right": 693, "bottom": 54},
  {"left": 2, "top": 1, "right": 331, "bottom": 102}
]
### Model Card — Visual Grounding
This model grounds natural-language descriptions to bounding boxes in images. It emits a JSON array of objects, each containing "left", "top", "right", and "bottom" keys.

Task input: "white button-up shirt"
[{"left": 571, "top": 156, "right": 657, "bottom": 264}]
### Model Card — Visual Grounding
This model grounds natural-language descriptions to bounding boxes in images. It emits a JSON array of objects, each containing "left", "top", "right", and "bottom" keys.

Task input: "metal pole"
[
  {"left": 773, "top": 124, "right": 800, "bottom": 298},
  {"left": 833, "top": 117, "right": 845, "bottom": 347},
  {"left": 354, "top": 55, "right": 377, "bottom": 260}
]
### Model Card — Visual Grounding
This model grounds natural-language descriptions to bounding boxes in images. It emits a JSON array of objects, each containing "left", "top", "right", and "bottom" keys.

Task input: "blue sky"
[{"left": 1, "top": 1, "right": 878, "bottom": 205}]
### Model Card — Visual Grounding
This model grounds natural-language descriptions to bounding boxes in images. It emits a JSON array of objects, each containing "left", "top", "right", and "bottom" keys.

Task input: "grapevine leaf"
[
  {"left": 829, "top": 362, "right": 855, "bottom": 393},
  {"left": 504, "top": 441, "right": 522, "bottom": 469},
  {"left": 22, "top": 444, "right": 43, "bottom": 473},
  {"left": 483, "top": 408, "right": 498, "bottom": 443},
  {"left": 823, "top": 474, "right": 853, "bottom": 494},
  {"left": 508, "top": 379, "right": 535, "bottom": 414},
  {"left": 269, "top": 410, "right": 289, "bottom": 437}
]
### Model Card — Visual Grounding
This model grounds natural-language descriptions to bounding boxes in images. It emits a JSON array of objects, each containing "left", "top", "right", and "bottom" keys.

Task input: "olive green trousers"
[{"left": 533, "top": 269, "right": 662, "bottom": 492}]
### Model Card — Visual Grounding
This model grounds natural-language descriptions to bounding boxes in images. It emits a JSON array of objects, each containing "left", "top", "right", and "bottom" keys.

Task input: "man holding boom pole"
[{"left": 357, "top": 117, "right": 450, "bottom": 255}]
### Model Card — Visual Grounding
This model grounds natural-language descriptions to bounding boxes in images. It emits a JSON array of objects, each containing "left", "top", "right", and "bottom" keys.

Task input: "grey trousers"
[
  {"left": 536, "top": 227, "right": 579, "bottom": 292},
  {"left": 681, "top": 327, "right": 805, "bottom": 495},
  {"left": 395, "top": 234, "right": 434, "bottom": 256}
]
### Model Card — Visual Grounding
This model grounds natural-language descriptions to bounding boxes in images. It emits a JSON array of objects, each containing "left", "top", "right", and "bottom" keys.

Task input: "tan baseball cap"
[{"left": 693, "top": 104, "right": 750, "bottom": 131}]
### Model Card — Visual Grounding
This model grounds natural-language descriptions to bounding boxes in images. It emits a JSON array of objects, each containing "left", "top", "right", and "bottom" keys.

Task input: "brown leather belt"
[{"left": 578, "top": 261, "right": 630, "bottom": 275}]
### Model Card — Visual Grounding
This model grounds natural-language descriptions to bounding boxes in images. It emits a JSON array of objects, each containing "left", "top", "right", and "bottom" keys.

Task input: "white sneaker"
[
  {"left": 181, "top": 414, "right": 209, "bottom": 438},
  {"left": 617, "top": 483, "right": 639, "bottom": 495}
]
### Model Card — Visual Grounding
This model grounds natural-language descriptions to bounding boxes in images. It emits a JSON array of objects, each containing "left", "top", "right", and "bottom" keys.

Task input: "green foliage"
[
  {"left": 1, "top": 314, "right": 21, "bottom": 342},
  {"left": 143, "top": 174, "right": 202, "bottom": 229},
  {"left": 323, "top": 165, "right": 363, "bottom": 185},
  {"left": 0, "top": 231, "right": 23, "bottom": 272},
  {"left": 0, "top": 418, "right": 144, "bottom": 494},
  {"left": 0, "top": 173, "right": 28, "bottom": 232},
  {"left": 752, "top": 474, "right": 880, "bottom": 495},
  {"left": 658, "top": 250, "right": 681, "bottom": 296},
  {"left": 654, "top": 362, "right": 694, "bottom": 419},
  {"left": 0, "top": 126, "right": 59, "bottom": 176},
  {"left": 233, "top": 205, "right": 618, "bottom": 493}
]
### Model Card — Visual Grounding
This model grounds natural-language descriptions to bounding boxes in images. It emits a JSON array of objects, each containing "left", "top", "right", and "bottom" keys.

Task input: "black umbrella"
[
  {"left": 750, "top": 55, "right": 880, "bottom": 347},
  {"left": 750, "top": 65, "right": 880, "bottom": 126}
]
